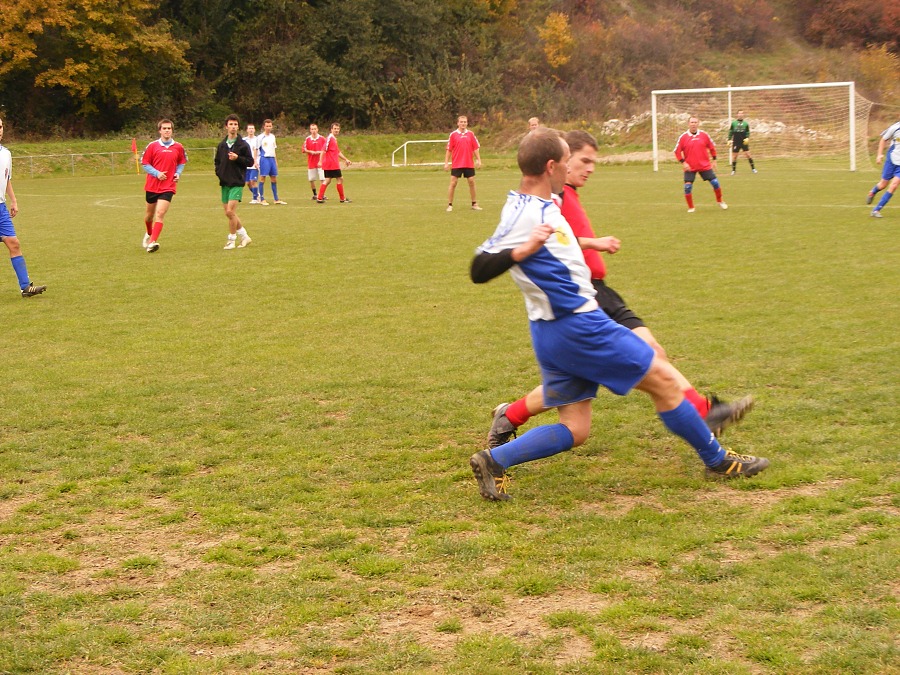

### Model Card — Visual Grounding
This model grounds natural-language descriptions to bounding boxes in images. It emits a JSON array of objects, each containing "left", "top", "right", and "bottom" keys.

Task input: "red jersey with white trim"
[
  {"left": 560, "top": 185, "right": 606, "bottom": 281},
  {"left": 304, "top": 135, "right": 326, "bottom": 169},
  {"left": 322, "top": 134, "right": 341, "bottom": 170},
  {"left": 447, "top": 130, "right": 479, "bottom": 169},
  {"left": 673, "top": 130, "right": 716, "bottom": 172},
  {"left": 141, "top": 139, "right": 187, "bottom": 193}
]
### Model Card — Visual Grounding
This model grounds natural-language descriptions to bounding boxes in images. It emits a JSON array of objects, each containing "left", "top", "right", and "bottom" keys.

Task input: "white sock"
[
  {"left": 228, "top": 234, "right": 237, "bottom": 241},
  {"left": 236, "top": 227, "right": 247, "bottom": 237}
]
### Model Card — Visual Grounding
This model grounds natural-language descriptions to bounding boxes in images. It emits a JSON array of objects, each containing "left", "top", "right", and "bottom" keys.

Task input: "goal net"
[
  {"left": 391, "top": 140, "right": 447, "bottom": 167},
  {"left": 651, "top": 82, "right": 874, "bottom": 171}
]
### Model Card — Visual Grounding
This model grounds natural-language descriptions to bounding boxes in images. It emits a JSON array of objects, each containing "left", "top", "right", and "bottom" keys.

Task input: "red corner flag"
[{"left": 131, "top": 138, "right": 139, "bottom": 173}]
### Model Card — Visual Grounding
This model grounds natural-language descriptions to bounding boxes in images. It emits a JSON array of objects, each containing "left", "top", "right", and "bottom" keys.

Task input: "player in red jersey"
[
  {"left": 303, "top": 123, "right": 327, "bottom": 201},
  {"left": 317, "top": 123, "right": 352, "bottom": 203},
  {"left": 140, "top": 119, "right": 188, "bottom": 252},
  {"left": 673, "top": 116, "right": 727, "bottom": 213},
  {"left": 444, "top": 115, "right": 482, "bottom": 212}
]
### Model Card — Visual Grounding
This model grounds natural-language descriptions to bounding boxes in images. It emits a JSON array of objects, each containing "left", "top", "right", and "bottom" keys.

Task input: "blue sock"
[
  {"left": 272, "top": 183, "right": 279, "bottom": 201},
  {"left": 870, "top": 185, "right": 881, "bottom": 196},
  {"left": 10, "top": 255, "right": 29, "bottom": 289},
  {"left": 491, "top": 423, "right": 574, "bottom": 469},
  {"left": 258, "top": 183, "right": 265, "bottom": 200},
  {"left": 874, "top": 191, "right": 893, "bottom": 211},
  {"left": 251, "top": 186, "right": 258, "bottom": 200},
  {"left": 658, "top": 399, "right": 725, "bottom": 467}
]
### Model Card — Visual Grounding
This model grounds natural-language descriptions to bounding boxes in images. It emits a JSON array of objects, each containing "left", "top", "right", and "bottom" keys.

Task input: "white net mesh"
[{"left": 653, "top": 84, "right": 874, "bottom": 170}]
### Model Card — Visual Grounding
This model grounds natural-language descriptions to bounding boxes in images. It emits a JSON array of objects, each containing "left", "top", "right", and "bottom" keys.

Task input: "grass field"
[{"left": 1, "top": 158, "right": 898, "bottom": 674}]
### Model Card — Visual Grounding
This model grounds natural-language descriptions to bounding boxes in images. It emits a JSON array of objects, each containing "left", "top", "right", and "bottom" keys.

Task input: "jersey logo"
[{"left": 554, "top": 228, "right": 570, "bottom": 246}]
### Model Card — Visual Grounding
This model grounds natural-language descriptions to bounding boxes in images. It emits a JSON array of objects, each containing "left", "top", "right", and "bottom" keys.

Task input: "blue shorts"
[
  {"left": 245, "top": 168, "right": 259, "bottom": 182},
  {"left": 881, "top": 153, "right": 900, "bottom": 181},
  {"left": 0, "top": 203, "right": 15, "bottom": 239},
  {"left": 259, "top": 157, "right": 278, "bottom": 177},
  {"left": 530, "top": 309, "right": 654, "bottom": 407}
]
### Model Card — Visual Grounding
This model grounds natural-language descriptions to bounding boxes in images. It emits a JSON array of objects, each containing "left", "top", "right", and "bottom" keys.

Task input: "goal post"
[
  {"left": 651, "top": 82, "right": 874, "bottom": 171},
  {"left": 391, "top": 140, "right": 447, "bottom": 167}
]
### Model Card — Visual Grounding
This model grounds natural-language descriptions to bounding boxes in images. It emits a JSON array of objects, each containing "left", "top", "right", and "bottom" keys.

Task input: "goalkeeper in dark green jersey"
[{"left": 728, "top": 110, "right": 756, "bottom": 174}]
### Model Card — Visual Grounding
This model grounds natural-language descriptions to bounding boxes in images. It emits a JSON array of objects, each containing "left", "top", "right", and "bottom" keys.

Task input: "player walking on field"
[
  {"left": 728, "top": 110, "right": 757, "bottom": 175},
  {"left": 215, "top": 115, "right": 254, "bottom": 250},
  {"left": 468, "top": 128, "right": 767, "bottom": 501},
  {"left": 674, "top": 116, "right": 727, "bottom": 212},
  {"left": 0, "top": 118, "right": 46, "bottom": 298},
  {"left": 317, "top": 123, "right": 352, "bottom": 204},
  {"left": 140, "top": 119, "right": 187, "bottom": 253},
  {"left": 444, "top": 115, "right": 482, "bottom": 212},
  {"left": 303, "top": 124, "right": 327, "bottom": 201},
  {"left": 866, "top": 120, "right": 900, "bottom": 219}
]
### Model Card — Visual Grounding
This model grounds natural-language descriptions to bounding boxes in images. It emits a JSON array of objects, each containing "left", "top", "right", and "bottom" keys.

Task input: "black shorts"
[
  {"left": 146, "top": 191, "right": 174, "bottom": 204},
  {"left": 732, "top": 141, "right": 749, "bottom": 153},
  {"left": 593, "top": 279, "right": 645, "bottom": 330},
  {"left": 450, "top": 167, "right": 475, "bottom": 179},
  {"left": 324, "top": 169, "right": 343, "bottom": 179},
  {"left": 683, "top": 169, "right": 716, "bottom": 183}
]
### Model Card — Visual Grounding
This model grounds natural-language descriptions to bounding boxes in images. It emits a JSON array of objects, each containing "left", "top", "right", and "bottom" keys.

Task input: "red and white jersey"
[
  {"left": 673, "top": 130, "right": 716, "bottom": 172},
  {"left": 0, "top": 145, "right": 11, "bottom": 203},
  {"left": 322, "top": 134, "right": 341, "bottom": 170},
  {"left": 560, "top": 185, "right": 606, "bottom": 281},
  {"left": 141, "top": 139, "right": 187, "bottom": 194},
  {"left": 447, "top": 130, "right": 479, "bottom": 169},
  {"left": 304, "top": 134, "right": 326, "bottom": 169}
]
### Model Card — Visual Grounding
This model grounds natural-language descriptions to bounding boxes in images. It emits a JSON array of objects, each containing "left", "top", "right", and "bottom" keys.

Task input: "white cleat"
[
  {"left": 142, "top": 233, "right": 150, "bottom": 248},
  {"left": 274, "top": 200, "right": 287, "bottom": 205},
  {"left": 223, "top": 240, "right": 236, "bottom": 250},
  {"left": 471, "top": 204, "right": 483, "bottom": 211},
  {"left": 259, "top": 200, "right": 270, "bottom": 206},
  {"left": 752, "top": 169, "right": 758, "bottom": 173},
  {"left": 687, "top": 208, "right": 695, "bottom": 213},
  {"left": 718, "top": 202, "right": 728, "bottom": 210},
  {"left": 238, "top": 235, "right": 252, "bottom": 248},
  {"left": 146, "top": 242, "right": 160, "bottom": 253},
  {"left": 249, "top": 199, "right": 260, "bottom": 205},
  {"left": 871, "top": 210, "right": 883, "bottom": 218},
  {"left": 446, "top": 205, "right": 453, "bottom": 212}
]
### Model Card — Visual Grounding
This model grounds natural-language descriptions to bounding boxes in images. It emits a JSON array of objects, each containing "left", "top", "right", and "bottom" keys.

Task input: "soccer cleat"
[
  {"left": 249, "top": 199, "right": 260, "bottom": 205},
  {"left": 142, "top": 233, "right": 150, "bottom": 248},
  {"left": 487, "top": 403, "right": 518, "bottom": 449},
  {"left": 259, "top": 200, "right": 270, "bottom": 206},
  {"left": 705, "top": 395, "right": 754, "bottom": 437},
  {"left": 446, "top": 205, "right": 453, "bottom": 212},
  {"left": 274, "top": 200, "right": 287, "bottom": 205},
  {"left": 311, "top": 195, "right": 318, "bottom": 201},
  {"left": 730, "top": 171, "right": 735, "bottom": 175},
  {"left": 340, "top": 198, "right": 352, "bottom": 203},
  {"left": 871, "top": 210, "right": 883, "bottom": 218},
  {"left": 687, "top": 208, "right": 695, "bottom": 213},
  {"left": 146, "top": 242, "right": 160, "bottom": 253},
  {"left": 21, "top": 283, "right": 47, "bottom": 298},
  {"left": 223, "top": 239, "right": 236, "bottom": 250},
  {"left": 866, "top": 192, "right": 875, "bottom": 205},
  {"left": 238, "top": 235, "right": 252, "bottom": 248},
  {"left": 469, "top": 449, "right": 511, "bottom": 501},
  {"left": 718, "top": 202, "right": 728, "bottom": 210},
  {"left": 471, "top": 204, "right": 483, "bottom": 211},
  {"left": 316, "top": 199, "right": 325, "bottom": 204},
  {"left": 706, "top": 449, "right": 769, "bottom": 479},
  {"left": 752, "top": 169, "right": 758, "bottom": 173}
]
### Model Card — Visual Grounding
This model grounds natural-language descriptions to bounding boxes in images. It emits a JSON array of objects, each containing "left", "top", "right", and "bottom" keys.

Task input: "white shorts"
[{"left": 308, "top": 168, "right": 325, "bottom": 181}]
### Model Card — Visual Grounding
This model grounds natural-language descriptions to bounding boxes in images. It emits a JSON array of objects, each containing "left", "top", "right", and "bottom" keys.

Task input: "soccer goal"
[
  {"left": 391, "top": 140, "right": 447, "bottom": 167},
  {"left": 651, "top": 82, "right": 874, "bottom": 171}
]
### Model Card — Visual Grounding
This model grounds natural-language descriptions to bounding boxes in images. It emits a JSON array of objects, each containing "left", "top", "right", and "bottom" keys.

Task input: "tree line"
[{"left": 0, "top": 0, "right": 896, "bottom": 136}]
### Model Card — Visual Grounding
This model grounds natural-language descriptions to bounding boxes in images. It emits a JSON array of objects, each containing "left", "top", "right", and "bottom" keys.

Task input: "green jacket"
[{"left": 728, "top": 119, "right": 750, "bottom": 140}]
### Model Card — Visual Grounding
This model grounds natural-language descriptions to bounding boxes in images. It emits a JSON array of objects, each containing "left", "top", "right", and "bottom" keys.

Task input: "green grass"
[{"left": 1, "top": 157, "right": 898, "bottom": 674}]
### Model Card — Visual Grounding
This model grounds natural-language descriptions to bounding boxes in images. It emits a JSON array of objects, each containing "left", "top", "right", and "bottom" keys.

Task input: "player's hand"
[
  {"left": 514, "top": 223, "right": 555, "bottom": 261},
  {"left": 228, "top": 151, "right": 238, "bottom": 160},
  {"left": 682, "top": 161, "right": 690, "bottom": 171},
  {"left": 876, "top": 154, "right": 884, "bottom": 164},
  {"left": 157, "top": 171, "right": 167, "bottom": 181},
  {"left": 743, "top": 139, "right": 749, "bottom": 148},
  {"left": 596, "top": 236, "right": 621, "bottom": 254},
  {"left": 475, "top": 159, "right": 482, "bottom": 169},
  {"left": 173, "top": 174, "right": 180, "bottom": 182},
  {"left": 8, "top": 202, "right": 17, "bottom": 217}
]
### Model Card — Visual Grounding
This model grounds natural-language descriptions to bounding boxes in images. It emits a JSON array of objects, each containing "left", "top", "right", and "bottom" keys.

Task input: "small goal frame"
[
  {"left": 391, "top": 140, "right": 447, "bottom": 167},
  {"left": 651, "top": 81, "right": 861, "bottom": 171}
]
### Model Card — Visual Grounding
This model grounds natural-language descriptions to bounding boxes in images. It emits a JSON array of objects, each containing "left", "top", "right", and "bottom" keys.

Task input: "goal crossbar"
[{"left": 391, "top": 140, "right": 446, "bottom": 167}]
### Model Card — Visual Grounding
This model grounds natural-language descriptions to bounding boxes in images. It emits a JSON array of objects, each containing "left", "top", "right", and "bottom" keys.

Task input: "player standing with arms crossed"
[
  {"left": 140, "top": 119, "right": 187, "bottom": 253},
  {"left": 674, "top": 116, "right": 727, "bottom": 212}
]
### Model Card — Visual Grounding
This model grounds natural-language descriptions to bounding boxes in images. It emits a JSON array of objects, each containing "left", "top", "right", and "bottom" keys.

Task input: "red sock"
[
  {"left": 145, "top": 221, "right": 153, "bottom": 236},
  {"left": 505, "top": 396, "right": 532, "bottom": 427},
  {"left": 714, "top": 187, "right": 723, "bottom": 202},
  {"left": 337, "top": 184, "right": 345, "bottom": 200},
  {"left": 149, "top": 221, "right": 163, "bottom": 242},
  {"left": 685, "top": 194, "right": 694, "bottom": 209},
  {"left": 317, "top": 184, "right": 327, "bottom": 200},
  {"left": 683, "top": 388, "right": 711, "bottom": 418}
]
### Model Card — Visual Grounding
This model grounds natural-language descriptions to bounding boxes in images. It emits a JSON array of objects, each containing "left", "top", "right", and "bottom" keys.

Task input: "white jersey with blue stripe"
[
  {"left": 477, "top": 191, "right": 598, "bottom": 321},
  {"left": 882, "top": 121, "right": 900, "bottom": 165},
  {"left": 0, "top": 145, "right": 10, "bottom": 203}
]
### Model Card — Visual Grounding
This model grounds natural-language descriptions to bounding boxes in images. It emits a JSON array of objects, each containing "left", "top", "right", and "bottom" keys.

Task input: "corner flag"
[{"left": 131, "top": 138, "right": 139, "bottom": 173}]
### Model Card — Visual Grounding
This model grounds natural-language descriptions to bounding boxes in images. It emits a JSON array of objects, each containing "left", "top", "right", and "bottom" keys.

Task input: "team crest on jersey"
[{"left": 554, "top": 228, "right": 570, "bottom": 245}]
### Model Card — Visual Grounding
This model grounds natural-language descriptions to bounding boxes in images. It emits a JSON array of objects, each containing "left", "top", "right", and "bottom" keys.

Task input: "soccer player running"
[
  {"left": 728, "top": 110, "right": 757, "bottom": 175},
  {"left": 487, "top": 129, "right": 753, "bottom": 454},
  {"left": 0, "top": 117, "right": 45, "bottom": 298},
  {"left": 674, "top": 116, "right": 727, "bottom": 212},
  {"left": 303, "top": 123, "right": 327, "bottom": 201},
  {"left": 317, "top": 123, "right": 352, "bottom": 203},
  {"left": 257, "top": 119, "right": 286, "bottom": 205},
  {"left": 866, "top": 120, "right": 900, "bottom": 219},
  {"left": 243, "top": 123, "right": 261, "bottom": 204},
  {"left": 468, "top": 128, "right": 768, "bottom": 501},
  {"left": 140, "top": 119, "right": 188, "bottom": 253},
  {"left": 444, "top": 115, "right": 482, "bottom": 212},
  {"left": 215, "top": 115, "right": 254, "bottom": 250}
]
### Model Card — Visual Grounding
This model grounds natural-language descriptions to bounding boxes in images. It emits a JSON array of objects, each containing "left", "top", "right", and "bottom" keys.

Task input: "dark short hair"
[
  {"left": 517, "top": 127, "right": 564, "bottom": 177},
  {"left": 225, "top": 114, "right": 240, "bottom": 124},
  {"left": 263, "top": 118, "right": 273, "bottom": 125},
  {"left": 157, "top": 118, "right": 173, "bottom": 130},
  {"left": 565, "top": 130, "right": 598, "bottom": 153}
]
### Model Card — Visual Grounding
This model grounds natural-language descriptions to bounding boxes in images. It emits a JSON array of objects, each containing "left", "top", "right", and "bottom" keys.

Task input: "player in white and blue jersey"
[
  {"left": 243, "top": 123, "right": 261, "bottom": 204},
  {"left": 467, "top": 128, "right": 768, "bottom": 501},
  {"left": 867, "top": 120, "right": 900, "bottom": 218},
  {"left": 0, "top": 117, "right": 46, "bottom": 298},
  {"left": 257, "top": 119, "right": 286, "bottom": 205}
]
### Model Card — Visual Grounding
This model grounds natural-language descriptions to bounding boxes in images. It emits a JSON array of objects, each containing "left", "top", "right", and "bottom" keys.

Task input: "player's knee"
[
  {"left": 3, "top": 236, "right": 21, "bottom": 255},
  {"left": 566, "top": 421, "right": 591, "bottom": 447},
  {"left": 710, "top": 178, "right": 721, "bottom": 190},
  {"left": 684, "top": 182, "right": 693, "bottom": 195}
]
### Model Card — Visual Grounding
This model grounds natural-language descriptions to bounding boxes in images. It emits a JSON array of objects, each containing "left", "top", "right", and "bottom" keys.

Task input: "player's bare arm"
[
  {"left": 6, "top": 181, "right": 18, "bottom": 217},
  {"left": 578, "top": 235, "right": 620, "bottom": 253}
]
